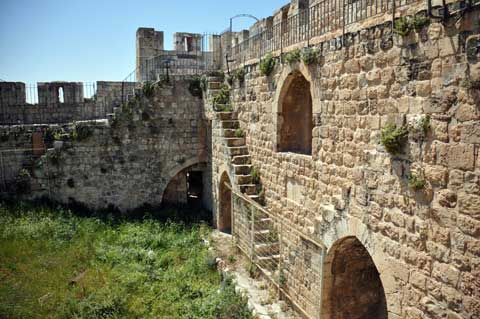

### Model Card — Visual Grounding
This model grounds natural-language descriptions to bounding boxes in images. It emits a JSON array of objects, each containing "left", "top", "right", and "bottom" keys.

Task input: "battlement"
[
  {"left": 0, "top": 81, "right": 134, "bottom": 124},
  {"left": 135, "top": 28, "right": 222, "bottom": 81}
]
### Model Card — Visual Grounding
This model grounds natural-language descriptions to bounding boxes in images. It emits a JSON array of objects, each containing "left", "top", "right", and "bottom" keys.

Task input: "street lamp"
[{"left": 229, "top": 14, "right": 260, "bottom": 34}]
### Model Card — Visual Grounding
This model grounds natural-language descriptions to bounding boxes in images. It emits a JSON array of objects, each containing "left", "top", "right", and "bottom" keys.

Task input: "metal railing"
[
  {"left": 229, "top": 184, "right": 327, "bottom": 319},
  {"left": 229, "top": 0, "right": 419, "bottom": 62},
  {"left": 120, "top": 35, "right": 221, "bottom": 104}
]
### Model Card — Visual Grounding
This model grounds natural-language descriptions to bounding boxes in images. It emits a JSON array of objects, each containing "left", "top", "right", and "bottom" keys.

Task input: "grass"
[{"left": 0, "top": 203, "right": 253, "bottom": 319}]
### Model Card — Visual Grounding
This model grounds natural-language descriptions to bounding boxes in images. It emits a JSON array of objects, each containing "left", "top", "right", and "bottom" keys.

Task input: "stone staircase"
[{"left": 207, "top": 75, "right": 280, "bottom": 273}]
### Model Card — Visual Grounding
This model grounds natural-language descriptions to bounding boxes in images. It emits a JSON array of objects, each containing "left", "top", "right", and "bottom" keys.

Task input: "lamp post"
[
  {"left": 227, "top": 14, "right": 260, "bottom": 73},
  {"left": 229, "top": 14, "right": 260, "bottom": 34}
]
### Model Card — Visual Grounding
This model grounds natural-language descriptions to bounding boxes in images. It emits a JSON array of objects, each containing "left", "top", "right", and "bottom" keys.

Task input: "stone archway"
[
  {"left": 218, "top": 171, "right": 232, "bottom": 234},
  {"left": 321, "top": 236, "right": 388, "bottom": 319},
  {"left": 277, "top": 71, "right": 313, "bottom": 155}
]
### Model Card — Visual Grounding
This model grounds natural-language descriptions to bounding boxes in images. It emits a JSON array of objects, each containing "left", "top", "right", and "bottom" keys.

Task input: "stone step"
[
  {"left": 240, "top": 184, "right": 257, "bottom": 195},
  {"left": 232, "top": 155, "right": 251, "bottom": 165},
  {"left": 228, "top": 146, "right": 248, "bottom": 156},
  {"left": 225, "top": 137, "right": 245, "bottom": 147},
  {"left": 234, "top": 164, "right": 252, "bottom": 175},
  {"left": 217, "top": 112, "right": 237, "bottom": 121},
  {"left": 223, "top": 129, "right": 236, "bottom": 138},
  {"left": 255, "top": 242, "right": 280, "bottom": 257},
  {"left": 235, "top": 174, "right": 252, "bottom": 185},
  {"left": 208, "top": 81, "right": 223, "bottom": 90},
  {"left": 221, "top": 120, "right": 240, "bottom": 129},
  {"left": 255, "top": 217, "right": 272, "bottom": 229},
  {"left": 256, "top": 255, "right": 280, "bottom": 270},
  {"left": 207, "top": 75, "right": 224, "bottom": 81},
  {"left": 254, "top": 229, "right": 279, "bottom": 243}
]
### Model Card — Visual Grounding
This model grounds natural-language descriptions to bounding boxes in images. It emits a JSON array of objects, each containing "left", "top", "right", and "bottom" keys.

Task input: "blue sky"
[{"left": 0, "top": 0, "right": 285, "bottom": 84}]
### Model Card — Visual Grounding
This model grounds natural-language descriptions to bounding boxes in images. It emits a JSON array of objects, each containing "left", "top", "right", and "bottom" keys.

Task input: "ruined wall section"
[
  {"left": 0, "top": 78, "right": 209, "bottom": 212},
  {"left": 0, "top": 81, "right": 133, "bottom": 125},
  {"left": 215, "top": 7, "right": 480, "bottom": 319}
]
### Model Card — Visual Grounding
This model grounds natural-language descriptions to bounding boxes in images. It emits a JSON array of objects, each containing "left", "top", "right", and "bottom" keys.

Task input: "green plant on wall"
[
  {"left": 188, "top": 76, "right": 203, "bottom": 98},
  {"left": 393, "top": 15, "right": 430, "bottom": 36},
  {"left": 15, "top": 169, "right": 31, "bottom": 195},
  {"left": 259, "top": 54, "right": 275, "bottom": 76},
  {"left": 53, "top": 128, "right": 70, "bottom": 142},
  {"left": 408, "top": 115, "right": 430, "bottom": 140},
  {"left": 285, "top": 49, "right": 301, "bottom": 64},
  {"left": 213, "top": 84, "right": 230, "bottom": 107},
  {"left": 411, "top": 14, "right": 430, "bottom": 32},
  {"left": 408, "top": 171, "right": 427, "bottom": 190},
  {"left": 208, "top": 70, "right": 225, "bottom": 79},
  {"left": 393, "top": 16, "right": 412, "bottom": 36},
  {"left": 234, "top": 128, "right": 245, "bottom": 138},
  {"left": 200, "top": 75, "right": 208, "bottom": 91},
  {"left": 142, "top": 81, "right": 155, "bottom": 98},
  {"left": 302, "top": 47, "right": 320, "bottom": 65},
  {"left": 234, "top": 67, "right": 246, "bottom": 82},
  {"left": 71, "top": 123, "right": 93, "bottom": 141},
  {"left": 380, "top": 124, "right": 409, "bottom": 154},
  {"left": 250, "top": 167, "right": 260, "bottom": 184}
]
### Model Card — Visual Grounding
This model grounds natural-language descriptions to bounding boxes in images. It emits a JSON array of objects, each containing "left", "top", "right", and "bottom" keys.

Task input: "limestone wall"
[
  {"left": 0, "top": 81, "right": 132, "bottom": 125},
  {"left": 212, "top": 6, "right": 480, "bottom": 319},
  {"left": 0, "top": 78, "right": 210, "bottom": 212}
]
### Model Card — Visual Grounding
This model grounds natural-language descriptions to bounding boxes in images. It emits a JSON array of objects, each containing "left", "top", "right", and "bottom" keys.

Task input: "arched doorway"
[
  {"left": 278, "top": 71, "right": 313, "bottom": 155},
  {"left": 321, "top": 236, "right": 387, "bottom": 319},
  {"left": 218, "top": 172, "right": 232, "bottom": 234}
]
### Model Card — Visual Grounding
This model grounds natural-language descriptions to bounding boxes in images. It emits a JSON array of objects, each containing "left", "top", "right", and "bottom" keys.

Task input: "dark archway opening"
[
  {"left": 187, "top": 171, "right": 203, "bottom": 208},
  {"left": 322, "top": 237, "right": 388, "bottom": 319},
  {"left": 161, "top": 164, "right": 211, "bottom": 224},
  {"left": 278, "top": 71, "right": 313, "bottom": 155},
  {"left": 218, "top": 172, "right": 232, "bottom": 234}
]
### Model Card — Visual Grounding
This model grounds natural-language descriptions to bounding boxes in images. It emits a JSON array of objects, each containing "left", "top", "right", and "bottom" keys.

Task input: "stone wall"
[
  {"left": 0, "top": 78, "right": 210, "bottom": 212},
  {"left": 212, "top": 5, "right": 480, "bottom": 319},
  {"left": 0, "top": 81, "right": 133, "bottom": 125}
]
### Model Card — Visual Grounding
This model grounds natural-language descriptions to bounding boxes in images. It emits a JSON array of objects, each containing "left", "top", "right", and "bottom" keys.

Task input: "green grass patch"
[{"left": 0, "top": 203, "right": 253, "bottom": 319}]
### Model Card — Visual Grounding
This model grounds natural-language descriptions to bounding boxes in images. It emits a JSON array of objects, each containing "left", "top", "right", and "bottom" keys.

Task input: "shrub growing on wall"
[
  {"left": 301, "top": 47, "right": 320, "bottom": 65},
  {"left": 188, "top": 76, "right": 203, "bottom": 98},
  {"left": 72, "top": 123, "right": 94, "bottom": 141},
  {"left": 234, "top": 67, "right": 246, "bottom": 83},
  {"left": 259, "top": 54, "right": 275, "bottom": 76},
  {"left": 393, "top": 17, "right": 412, "bottom": 36},
  {"left": 380, "top": 124, "right": 409, "bottom": 154},
  {"left": 234, "top": 129, "right": 245, "bottom": 138},
  {"left": 408, "top": 172, "right": 427, "bottom": 190},
  {"left": 213, "top": 85, "right": 230, "bottom": 105},
  {"left": 15, "top": 169, "right": 31, "bottom": 195},
  {"left": 285, "top": 49, "right": 301, "bottom": 64},
  {"left": 142, "top": 81, "right": 155, "bottom": 98},
  {"left": 408, "top": 115, "right": 430, "bottom": 141}
]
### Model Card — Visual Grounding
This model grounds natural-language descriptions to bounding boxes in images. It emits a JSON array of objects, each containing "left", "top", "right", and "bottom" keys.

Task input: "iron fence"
[
  {"left": 229, "top": 0, "right": 419, "bottom": 62},
  {"left": 229, "top": 184, "right": 327, "bottom": 319}
]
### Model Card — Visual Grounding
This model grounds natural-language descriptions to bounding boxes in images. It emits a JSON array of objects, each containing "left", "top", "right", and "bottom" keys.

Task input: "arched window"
[
  {"left": 321, "top": 237, "right": 388, "bottom": 319},
  {"left": 218, "top": 172, "right": 232, "bottom": 234},
  {"left": 278, "top": 71, "right": 312, "bottom": 155},
  {"left": 58, "top": 87, "right": 64, "bottom": 103}
]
